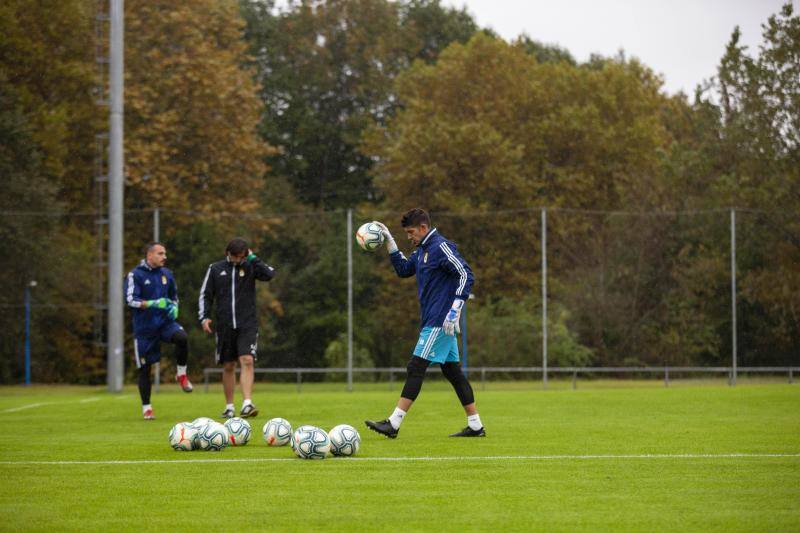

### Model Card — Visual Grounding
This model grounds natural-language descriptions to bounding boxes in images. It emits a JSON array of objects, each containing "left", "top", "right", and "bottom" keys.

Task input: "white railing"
[{"left": 202, "top": 366, "right": 798, "bottom": 393}]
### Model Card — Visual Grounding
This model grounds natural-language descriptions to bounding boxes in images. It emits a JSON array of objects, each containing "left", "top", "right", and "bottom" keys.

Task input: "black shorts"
[{"left": 215, "top": 326, "right": 258, "bottom": 364}]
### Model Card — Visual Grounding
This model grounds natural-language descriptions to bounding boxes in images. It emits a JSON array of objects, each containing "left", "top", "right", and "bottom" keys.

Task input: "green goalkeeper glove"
[{"left": 145, "top": 298, "right": 168, "bottom": 309}]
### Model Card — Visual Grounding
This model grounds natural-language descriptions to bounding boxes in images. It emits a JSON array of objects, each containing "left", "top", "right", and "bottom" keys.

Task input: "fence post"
[
  {"left": 664, "top": 366, "right": 669, "bottom": 387},
  {"left": 541, "top": 208, "right": 548, "bottom": 389},
  {"left": 346, "top": 209, "right": 353, "bottom": 392},
  {"left": 481, "top": 367, "right": 486, "bottom": 391},
  {"left": 203, "top": 369, "right": 209, "bottom": 393},
  {"left": 296, "top": 371, "right": 302, "bottom": 393},
  {"left": 731, "top": 209, "right": 737, "bottom": 386},
  {"left": 790, "top": 369, "right": 794, "bottom": 384},
  {"left": 572, "top": 370, "right": 577, "bottom": 390}
]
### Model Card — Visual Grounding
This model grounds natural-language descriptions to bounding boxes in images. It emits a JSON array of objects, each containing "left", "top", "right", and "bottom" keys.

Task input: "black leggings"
[
  {"left": 400, "top": 357, "right": 475, "bottom": 406},
  {"left": 138, "top": 330, "right": 188, "bottom": 405}
]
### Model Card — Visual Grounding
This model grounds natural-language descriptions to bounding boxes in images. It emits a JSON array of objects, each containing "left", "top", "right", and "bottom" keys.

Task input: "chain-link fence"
[{"left": 1, "top": 206, "right": 798, "bottom": 385}]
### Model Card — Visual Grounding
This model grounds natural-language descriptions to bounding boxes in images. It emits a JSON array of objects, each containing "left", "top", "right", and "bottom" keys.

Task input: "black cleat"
[
  {"left": 220, "top": 408, "right": 235, "bottom": 419},
  {"left": 365, "top": 419, "right": 399, "bottom": 439},
  {"left": 449, "top": 426, "right": 486, "bottom": 437},
  {"left": 240, "top": 404, "right": 259, "bottom": 418}
]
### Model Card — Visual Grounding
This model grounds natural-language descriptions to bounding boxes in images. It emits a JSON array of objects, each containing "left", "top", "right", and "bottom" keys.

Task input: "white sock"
[
  {"left": 242, "top": 399, "right": 253, "bottom": 408},
  {"left": 388, "top": 407, "right": 406, "bottom": 430},
  {"left": 142, "top": 404, "right": 152, "bottom": 413},
  {"left": 467, "top": 414, "right": 483, "bottom": 431},
  {"left": 226, "top": 403, "right": 235, "bottom": 411},
  {"left": 176, "top": 365, "right": 187, "bottom": 376}
]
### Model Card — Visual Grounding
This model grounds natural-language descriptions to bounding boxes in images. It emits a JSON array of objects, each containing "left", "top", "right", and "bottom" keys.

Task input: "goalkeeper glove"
[
  {"left": 166, "top": 301, "right": 179, "bottom": 320},
  {"left": 443, "top": 299, "right": 464, "bottom": 336},
  {"left": 144, "top": 297, "right": 168, "bottom": 309},
  {"left": 247, "top": 249, "right": 258, "bottom": 262},
  {"left": 372, "top": 221, "right": 398, "bottom": 254}
]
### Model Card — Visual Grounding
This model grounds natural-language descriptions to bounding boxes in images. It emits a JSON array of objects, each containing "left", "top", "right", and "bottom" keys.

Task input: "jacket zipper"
[{"left": 231, "top": 264, "right": 237, "bottom": 329}]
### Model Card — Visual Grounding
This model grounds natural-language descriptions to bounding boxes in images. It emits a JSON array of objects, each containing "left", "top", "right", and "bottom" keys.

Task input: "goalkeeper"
[
  {"left": 366, "top": 208, "right": 485, "bottom": 438},
  {"left": 124, "top": 242, "right": 192, "bottom": 420}
]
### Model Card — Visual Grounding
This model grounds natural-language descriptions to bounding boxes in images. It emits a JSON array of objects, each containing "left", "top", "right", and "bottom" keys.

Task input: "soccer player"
[
  {"left": 198, "top": 238, "right": 275, "bottom": 419},
  {"left": 124, "top": 242, "right": 193, "bottom": 420},
  {"left": 365, "top": 208, "right": 486, "bottom": 438}
]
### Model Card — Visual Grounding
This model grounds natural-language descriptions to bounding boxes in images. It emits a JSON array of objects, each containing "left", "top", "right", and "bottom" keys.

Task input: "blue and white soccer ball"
[
  {"left": 191, "top": 417, "right": 215, "bottom": 429},
  {"left": 168, "top": 422, "right": 199, "bottom": 451},
  {"left": 291, "top": 425, "right": 331, "bottom": 459},
  {"left": 262, "top": 417, "right": 292, "bottom": 446},
  {"left": 224, "top": 417, "right": 252, "bottom": 446},
  {"left": 197, "top": 421, "right": 229, "bottom": 451},
  {"left": 328, "top": 424, "right": 361, "bottom": 457},
  {"left": 355, "top": 222, "right": 384, "bottom": 252}
]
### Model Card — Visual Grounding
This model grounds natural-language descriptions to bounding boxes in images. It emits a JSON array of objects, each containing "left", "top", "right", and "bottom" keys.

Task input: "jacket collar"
[
  {"left": 139, "top": 259, "right": 156, "bottom": 272},
  {"left": 419, "top": 227, "right": 438, "bottom": 249}
]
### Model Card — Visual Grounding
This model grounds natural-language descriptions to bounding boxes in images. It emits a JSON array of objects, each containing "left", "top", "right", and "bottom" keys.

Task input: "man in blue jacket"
[
  {"left": 366, "top": 208, "right": 485, "bottom": 438},
  {"left": 124, "top": 242, "right": 192, "bottom": 420}
]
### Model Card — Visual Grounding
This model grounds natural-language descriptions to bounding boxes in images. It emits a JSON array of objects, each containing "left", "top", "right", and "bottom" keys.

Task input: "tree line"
[{"left": 0, "top": 0, "right": 797, "bottom": 383}]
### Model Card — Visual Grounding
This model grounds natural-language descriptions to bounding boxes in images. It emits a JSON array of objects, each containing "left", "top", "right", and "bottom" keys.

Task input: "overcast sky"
[{"left": 441, "top": 0, "right": 792, "bottom": 95}]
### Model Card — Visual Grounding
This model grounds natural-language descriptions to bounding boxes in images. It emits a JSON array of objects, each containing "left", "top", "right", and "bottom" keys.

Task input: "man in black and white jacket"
[{"left": 199, "top": 238, "right": 275, "bottom": 419}]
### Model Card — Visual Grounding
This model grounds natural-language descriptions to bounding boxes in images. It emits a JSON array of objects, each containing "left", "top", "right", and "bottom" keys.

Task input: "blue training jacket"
[
  {"left": 124, "top": 260, "right": 179, "bottom": 335},
  {"left": 390, "top": 228, "right": 474, "bottom": 329}
]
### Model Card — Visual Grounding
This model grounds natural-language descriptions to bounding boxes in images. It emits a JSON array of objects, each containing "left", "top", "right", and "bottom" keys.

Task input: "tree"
[
  {"left": 240, "top": 0, "right": 479, "bottom": 208},
  {"left": 701, "top": 2, "right": 800, "bottom": 363},
  {"left": 125, "top": 0, "right": 272, "bottom": 237}
]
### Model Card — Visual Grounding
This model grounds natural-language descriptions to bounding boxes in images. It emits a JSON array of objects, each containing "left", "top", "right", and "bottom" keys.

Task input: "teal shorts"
[{"left": 412, "top": 326, "right": 459, "bottom": 365}]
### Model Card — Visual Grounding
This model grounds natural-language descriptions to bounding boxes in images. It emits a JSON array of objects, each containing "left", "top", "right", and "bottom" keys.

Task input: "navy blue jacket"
[
  {"left": 390, "top": 228, "right": 474, "bottom": 328},
  {"left": 124, "top": 260, "right": 179, "bottom": 335}
]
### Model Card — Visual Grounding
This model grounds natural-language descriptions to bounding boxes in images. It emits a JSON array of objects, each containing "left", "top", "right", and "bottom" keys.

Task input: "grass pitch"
[{"left": 1, "top": 381, "right": 798, "bottom": 532}]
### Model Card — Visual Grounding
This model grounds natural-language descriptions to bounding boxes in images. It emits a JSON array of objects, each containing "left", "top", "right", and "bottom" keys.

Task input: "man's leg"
[
  {"left": 365, "top": 356, "right": 428, "bottom": 438},
  {"left": 222, "top": 361, "right": 236, "bottom": 405},
  {"left": 138, "top": 362, "right": 155, "bottom": 420},
  {"left": 441, "top": 362, "right": 485, "bottom": 436},
  {"left": 238, "top": 355, "right": 258, "bottom": 417},
  {"left": 166, "top": 328, "right": 192, "bottom": 392}
]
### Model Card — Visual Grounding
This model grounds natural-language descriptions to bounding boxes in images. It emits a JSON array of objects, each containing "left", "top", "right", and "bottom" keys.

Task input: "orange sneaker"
[{"left": 143, "top": 407, "right": 155, "bottom": 420}]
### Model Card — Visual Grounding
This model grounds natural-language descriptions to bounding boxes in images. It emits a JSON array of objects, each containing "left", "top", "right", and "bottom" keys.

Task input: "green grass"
[{"left": 1, "top": 382, "right": 799, "bottom": 531}]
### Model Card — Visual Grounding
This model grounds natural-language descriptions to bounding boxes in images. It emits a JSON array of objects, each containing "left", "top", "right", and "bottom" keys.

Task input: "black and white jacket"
[{"left": 198, "top": 256, "right": 275, "bottom": 330}]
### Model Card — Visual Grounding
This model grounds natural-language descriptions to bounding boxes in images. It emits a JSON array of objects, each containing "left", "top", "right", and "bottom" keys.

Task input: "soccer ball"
[
  {"left": 168, "top": 422, "right": 199, "bottom": 451},
  {"left": 191, "top": 417, "right": 215, "bottom": 428},
  {"left": 291, "top": 425, "right": 331, "bottom": 460},
  {"left": 197, "top": 421, "right": 229, "bottom": 451},
  {"left": 355, "top": 222, "right": 384, "bottom": 251},
  {"left": 262, "top": 417, "right": 292, "bottom": 446},
  {"left": 328, "top": 424, "right": 361, "bottom": 457},
  {"left": 224, "top": 417, "right": 252, "bottom": 446}
]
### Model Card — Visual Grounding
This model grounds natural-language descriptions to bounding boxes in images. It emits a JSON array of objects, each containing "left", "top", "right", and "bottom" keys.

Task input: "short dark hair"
[
  {"left": 401, "top": 208, "right": 431, "bottom": 228},
  {"left": 225, "top": 238, "right": 249, "bottom": 256},
  {"left": 144, "top": 242, "right": 164, "bottom": 255}
]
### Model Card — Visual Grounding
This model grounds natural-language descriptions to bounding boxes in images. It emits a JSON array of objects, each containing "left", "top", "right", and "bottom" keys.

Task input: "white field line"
[
  {"left": 1, "top": 394, "right": 126, "bottom": 413},
  {"left": 0, "top": 402, "right": 55, "bottom": 413},
  {"left": 1, "top": 453, "right": 799, "bottom": 466}
]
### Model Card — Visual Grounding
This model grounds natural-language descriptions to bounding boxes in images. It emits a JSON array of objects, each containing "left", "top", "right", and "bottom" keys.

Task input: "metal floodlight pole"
[
  {"left": 731, "top": 209, "right": 737, "bottom": 386},
  {"left": 346, "top": 209, "right": 353, "bottom": 392},
  {"left": 541, "top": 208, "right": 548, "bottom": 389},
  {"left": 107, "top": 0, "right": 125, "bottom": 392}
]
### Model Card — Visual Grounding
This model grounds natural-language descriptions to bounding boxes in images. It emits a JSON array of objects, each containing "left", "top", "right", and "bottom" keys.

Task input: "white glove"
[
  {"left": 443, "top": 299, "right": 464, "bottom": 336},
  {"left": 372, "top": 221, "right": 398, "bottom": 253}
]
